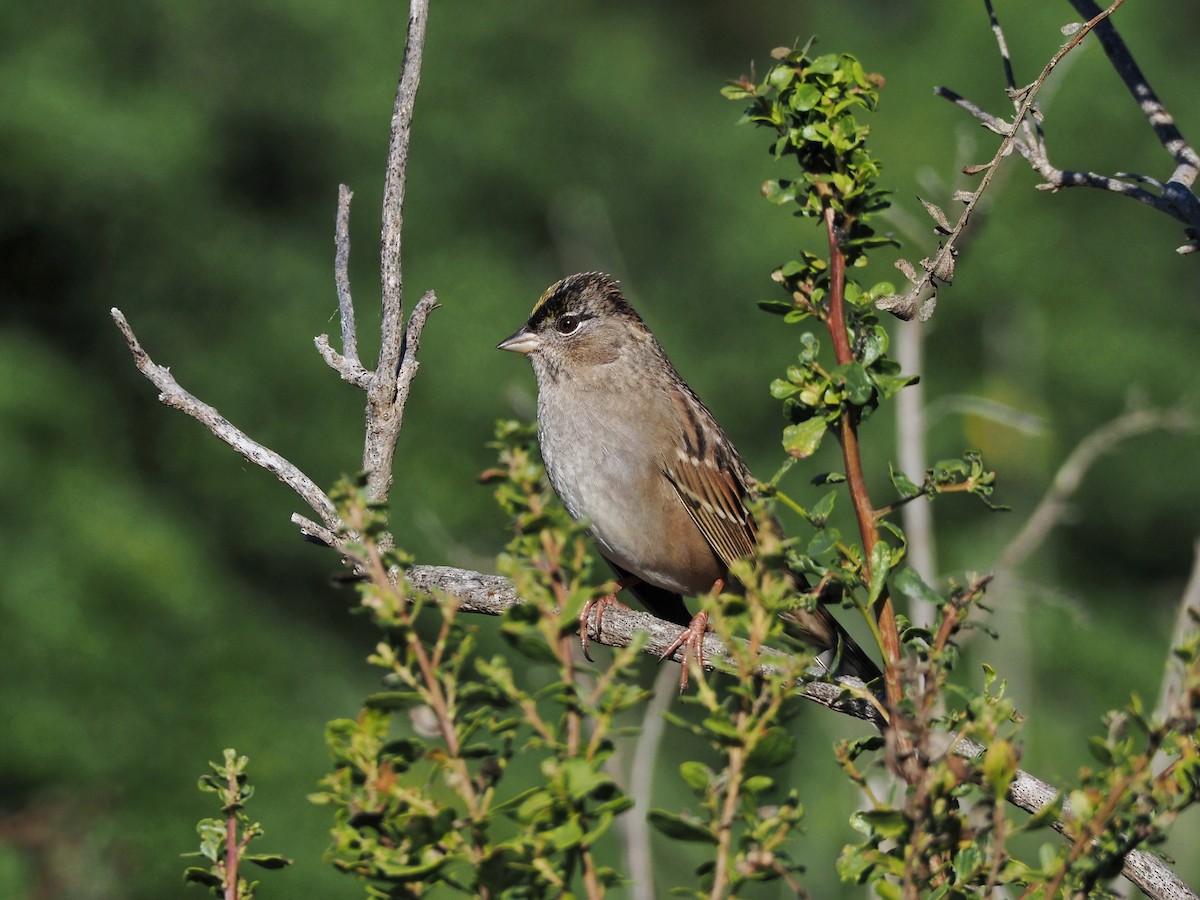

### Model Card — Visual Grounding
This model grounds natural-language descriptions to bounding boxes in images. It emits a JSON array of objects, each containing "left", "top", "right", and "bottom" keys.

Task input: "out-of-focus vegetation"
[{"left": 2, "top": 1, "right": 1198, "bottom": 896}]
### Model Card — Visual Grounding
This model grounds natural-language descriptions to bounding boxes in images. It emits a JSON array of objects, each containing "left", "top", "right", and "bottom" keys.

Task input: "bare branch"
[
  {"left": 316, "top": 185, "right": 372, "bottom": 387},
  {"left": 894, "top": 320, "right": 937, "bottom": 628},
  {"left": 1065, "top": 0, "right": 1200, "bottom": 187},
  {"left": 937, "top": 0, "right": 1200, "bottom": 254},
  {"left": 334, "top": 184, "right": 359, "bottom": 363},
  {"left": 110, "top": 307, "right": 340, "bottom": 532},
  {"left": 997, "top": 404, "right": 1195, "bottom": 573},
  {"left": 291, "top": 513, "right": 345, "bottom": 550},
  {"left": 394, "top": 291, "right": 439, "bottom": 430},
  {"left": 406, "top": 564, "right": 882, "bottom": 724},
  {"left": 883, "top": 0, "right": 1130, "bottom": 322},
  {"left": 364, "top": 0, "right": 430, "bottom": 504},
  {"left": 984, "top": 0, "right": 1019, "bottom": 97},
  {"left": 623, "top": 666, "right": 676, "bottom": 900},
  {"left": 315, "top": 333, "right": 372, "bottom": 388},
  {"left": 1156, "top": 539, "right": 1200, "bottom": 721}
]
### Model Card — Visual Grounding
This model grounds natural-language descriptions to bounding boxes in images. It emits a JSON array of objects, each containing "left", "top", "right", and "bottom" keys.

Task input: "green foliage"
[
  {"left": 722, "top": 43, "right": 892, "bottom": 258},
  {"left": 649, "top": 542, "right": 821, "bottom": 897},
  {"left": 836, "top": 596, "right": 1200, "bottom": 897},
  {"left": 183, "top": 749, "right": 292, "bottom": 899},
  {"left": 313, "top": 456, "right": 648, "bottom": 897},
  {"left": 727, "top": 40, "right": 1200, "bottom": 898},
  {"left": 7, "top": 5, "right": 1200, "bottom": 899}
]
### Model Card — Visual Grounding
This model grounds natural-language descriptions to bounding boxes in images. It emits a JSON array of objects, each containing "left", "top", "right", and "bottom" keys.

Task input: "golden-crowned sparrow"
[{"left": 498, "top": 272, "right": 879, "bottom": 685}]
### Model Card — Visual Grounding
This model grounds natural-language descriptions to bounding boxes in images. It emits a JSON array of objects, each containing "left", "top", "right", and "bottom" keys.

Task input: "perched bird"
[{"left": 498, "top": 272, "right": 879, "bottom": 686}]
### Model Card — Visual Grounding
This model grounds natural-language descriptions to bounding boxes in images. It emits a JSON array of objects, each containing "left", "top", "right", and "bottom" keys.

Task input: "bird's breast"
[{"left": 537, "top": 380, "right": 723, "bottom": 595}]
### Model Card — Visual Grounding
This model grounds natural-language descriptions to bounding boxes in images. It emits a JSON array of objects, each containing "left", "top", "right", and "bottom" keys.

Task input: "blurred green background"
[{"left": 3, "top": 1, "right": 1198, "bottom": 896}]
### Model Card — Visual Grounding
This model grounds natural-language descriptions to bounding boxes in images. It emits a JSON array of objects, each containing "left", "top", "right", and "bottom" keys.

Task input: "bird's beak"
[{"left": 497, "top": 327, "right": 541, "bottom": 355}]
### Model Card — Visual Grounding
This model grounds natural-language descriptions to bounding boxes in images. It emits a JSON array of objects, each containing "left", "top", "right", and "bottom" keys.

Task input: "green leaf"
[
  {"left": 701, "top": 715, "right": 742, "bottom": 742},
  {"left": 790, "top": 82, "right": 823, "bottom": 111},
  {"left": 981, "top": 739, "right": 1019, "bottom": 798},
  {"left": 850, "top": 808, "right": 911, "bottom": 840},
  {"left": 952, "top": 844, "right": 983, "bottom": 879},
  {"left": 183, "top": 867, "right": 223, "bottom": 888},
  {"left": 809, "top": 489, "right": 837, "bottom": 524},
  {"left": 892, "top": 567, "right": 942, "bottom": 609},
  {"left": 363, "top": 691, "right": 425, "bottom": 711},
  {"left": 770, "top": 378, "right": 798, "bottom": 399},
  {"left": 783, "top": 418, "right": 828, "bottom": 458},
  {"left": 743, "top": 775, "right": 775, "bottom": 797},
  {"left": 561, "top": 758, "right": 613, "bottom": 801},
  {"left": 515, "top": 789, "right": 555, "bottom": 823},
  {"left": 806, "top": 527, "right": 839, "bottom": 558},
  {"left": 868, "top": 540, "right": 893, "bottom": 604},
  {"left": 811, "top": 471, "right": 846, "bottom": 486},
  {"left": 646, "top": 809, "right": 717, "bottom": 844},
  {"left": 798, "top": 331, "right": 821, "bottom": 362},
  {"left": 678, "top": 761, "right": 712, "bottom": 792},
  {"left": 839, "top": 362, "right": 875, "bottom": 406},
  {"left": 546, "top": 818, "right": 584, "bottom": 851},
  {"left": 748, "top": 727, "right": 796, "bottom": 768},
  {"left": 758, "top": 299, "right": 795, "bottom": 315},
  {"left": 1087, "top": 736, "right": 1114, "bottom": 765},
  {"left": 872, "top": 372, "right": 918, "bottom": 399},
  {"left": 888, "top": 464, "right": 921, "bottom": 499},
  {"left": 244, "top": 854, "right": 293, "bottom": 870}
]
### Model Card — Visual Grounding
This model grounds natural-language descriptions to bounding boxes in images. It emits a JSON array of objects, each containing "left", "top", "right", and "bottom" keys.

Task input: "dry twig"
[{"left": 939, "top": 0, "right": 1200, "bottom": 254}]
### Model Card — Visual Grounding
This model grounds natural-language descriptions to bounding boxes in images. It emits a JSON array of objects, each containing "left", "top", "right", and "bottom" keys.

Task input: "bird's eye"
[{"left": 556, "top": 314, "right": 582, "bottom": 335}]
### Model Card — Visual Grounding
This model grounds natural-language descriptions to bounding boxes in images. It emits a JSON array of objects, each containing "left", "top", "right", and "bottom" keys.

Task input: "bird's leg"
[
  {"left": 659, "top": 579, "right": 723, "bottom": 691},
  {"left": 579, "top": 575, "right": 640, "bottom": 661}
]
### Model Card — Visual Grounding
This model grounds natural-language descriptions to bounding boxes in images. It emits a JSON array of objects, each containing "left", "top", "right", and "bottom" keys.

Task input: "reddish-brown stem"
[
  {"left": 224, "top": 770, "right": 240, "bottom": 900},
  {"left": 824, "top": 207, "right": 903, "bottom": 708}
]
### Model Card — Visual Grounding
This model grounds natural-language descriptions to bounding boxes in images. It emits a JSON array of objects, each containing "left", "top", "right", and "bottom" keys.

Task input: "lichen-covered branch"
[
  {"left": 364, "top": 0, "right": 432, "bottom": 505},
  {"left": 110, "top": 307, "right": 341, "bottom": 533},
  {"left": 403, "top": 563, "right": 1196, "bottom": 900}
]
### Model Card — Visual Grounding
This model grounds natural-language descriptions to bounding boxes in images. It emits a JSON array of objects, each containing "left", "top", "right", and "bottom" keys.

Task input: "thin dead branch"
[
  {"left": 113, "top": 0, "right": 437, "bottom": 554},
  {"left": 365, "top": 0, "right": 432, "bottom": 505},
  {"left": 880, "top": 0, "right": 1128, "bottom": 321},
  {"left": 939, "top": 0, "right": 1200, "bottom": 254},
  {"left": 997, "top": 404, "right": 1195, "bottom": 573},
  {"left": 110, "top": 307, "right": 341, "bottom": 534}
]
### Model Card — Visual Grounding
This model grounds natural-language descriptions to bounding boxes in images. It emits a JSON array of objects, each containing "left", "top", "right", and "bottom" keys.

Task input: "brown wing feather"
[
  {"left": 661, "top": 379, "right": 882, "bottom": 683},
  {"left": 661, "top": 382, "right": 758, "bottom": 569}
]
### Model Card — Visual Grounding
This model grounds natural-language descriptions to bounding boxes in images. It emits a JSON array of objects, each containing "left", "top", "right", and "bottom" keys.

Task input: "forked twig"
[
  {"left": 938, "top": 0, "right": 1200, "bottom": 254},
  {"left": 112, "top": 0, "right": 437, "bottom": 551},
  {"left": 880, "top": 0, "right": 1128, "bottom": 321}
]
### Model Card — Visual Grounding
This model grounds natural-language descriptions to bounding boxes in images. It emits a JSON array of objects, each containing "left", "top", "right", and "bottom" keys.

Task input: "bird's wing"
[
  {"left": 661, "top": 383, "right": 758, "bottom": 569},
  {"left": 661, "top": 380, "right": 882, "bottom": 683}
]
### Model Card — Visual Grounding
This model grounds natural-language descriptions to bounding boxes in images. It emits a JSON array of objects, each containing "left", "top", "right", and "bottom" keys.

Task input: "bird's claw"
[
  {"left": 659, "top": 610, "right": 710, "bottom": 692},
  {"left": 578, "top": 592, "right": 630, "bottom": 661}
]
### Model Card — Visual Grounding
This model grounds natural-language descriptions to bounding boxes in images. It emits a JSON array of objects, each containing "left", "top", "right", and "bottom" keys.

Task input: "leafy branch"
[{"left": 183, "top": 750, "right": 291, "bottom": 900}]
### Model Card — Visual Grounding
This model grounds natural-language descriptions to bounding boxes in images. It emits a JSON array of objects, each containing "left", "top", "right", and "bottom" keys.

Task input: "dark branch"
[
  {"left": 1065, "top": 0, "right": 1200, "bottom": 186},
  {"left": 936, "top": 0, "right": 1200, "bottom": 254}
]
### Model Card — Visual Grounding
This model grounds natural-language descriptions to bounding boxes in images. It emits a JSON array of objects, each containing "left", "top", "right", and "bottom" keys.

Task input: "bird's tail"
[{"left": 781, "top": 604, "right": 881, "bottom": 683}]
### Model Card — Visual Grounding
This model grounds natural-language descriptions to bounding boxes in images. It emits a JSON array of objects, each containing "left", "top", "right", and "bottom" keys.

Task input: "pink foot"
[
  {"left": 579, "top": 592, "right": 632, "bottom": 662},
  {"left": 660, "top": 610, "right": 711, "bottom": 692}
]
